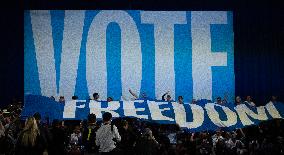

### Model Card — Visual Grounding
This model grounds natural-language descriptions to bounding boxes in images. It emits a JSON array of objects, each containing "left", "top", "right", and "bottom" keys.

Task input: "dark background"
[{"left": 0, "top": 0, "right": 283, "bottom": 107}]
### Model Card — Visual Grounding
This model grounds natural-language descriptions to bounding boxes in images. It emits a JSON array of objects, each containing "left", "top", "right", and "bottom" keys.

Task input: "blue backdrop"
[{"left": 24, "top": 10, "right": 234, "bottom": 103}]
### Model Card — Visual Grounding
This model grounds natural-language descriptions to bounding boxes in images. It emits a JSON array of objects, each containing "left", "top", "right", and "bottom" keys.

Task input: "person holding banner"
[
  {"left": 121, "top": 89, "right": 138, "bottom": 101},
  {"left": 235, "top": 96, "right": 243, "bottom": 105},
  {"left": 93, "top": 93, "right": 100, "bottom": 101},
  {"left": 129, "top": 89, "right": 138, "bottom": 100},
  {"left": 122, "top": 89, "right": 149, "bottom": 101},
  {"left": 59, "top": 96, "right": 65, "bottom": 104},
  {"left": 270, "top": 96, "right": 278, "bottom": 104},
  {"left": 129, "top": 89, "right": 149, "bottom": 100},
  {"left": 178, "top": 96, "right": 184, "bottom": 104},
  {"left": 72, "top": 96, "right": 79, "bottom": 100},
  {"left": 244, "top": 96, "right": 256, "bottom": 107},
  {"left": 216, "top": 97, "right": 224, "bottom": 105},
  {"left": 107, "top": 97, "right": 113, "bottom": 102},
  {"left": 162, "top": 91, "right": 172, "bottom": 102},
  {"left": 191, "top": 99, "right": 197, "bottom": 104}
]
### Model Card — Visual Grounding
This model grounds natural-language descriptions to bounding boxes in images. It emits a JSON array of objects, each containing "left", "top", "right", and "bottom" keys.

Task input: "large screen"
[{"left": 24, "top": 10, "right": 234, "bottom": 102}]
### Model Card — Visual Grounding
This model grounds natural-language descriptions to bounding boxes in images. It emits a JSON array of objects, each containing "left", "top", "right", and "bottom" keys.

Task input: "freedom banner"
[{"left": 22, "top": 95, "right": 284, "bottom": 132}]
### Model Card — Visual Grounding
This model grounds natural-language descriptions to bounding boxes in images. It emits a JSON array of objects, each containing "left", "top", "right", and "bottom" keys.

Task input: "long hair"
[
  {"left": 0, "top": 121, "right": 5, "bottom": 138},
  {"left": 21, "top": 117, "right": 39, "bottom": 146}
]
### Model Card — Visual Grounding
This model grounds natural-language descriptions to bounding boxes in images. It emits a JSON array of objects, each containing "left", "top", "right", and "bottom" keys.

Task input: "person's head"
[
  {"left": 59, "top": 96, "right": 65, "bottom": 102},
  {"left": 216, "top": 129, "right": 222, "bottom": 136},
  {"left": 178, "top": 96, "right": 183, "bottom": 103},
  {"left": 33, "top": 112, "right": 41, "bottom": 124},
  {"left": 24, "top": 117, "right": 38, "bottom": 130},
  {"left": 102, "top": 112, "right": 112, "bottom": 123},
  {"left": 246, "top": 96, "right": 252, "bottom": 102},
  {"left": 217, "top": 97, "right": 222, "bottom": 103},
  {"left": 121, "top": 120, "right": 129, "bottom": 130},
  {"left": 271, "top": 96, "right": 277, "bottom": 102},
  {"left": 235, "top": 96, "right": 242, "bottom": 104},
  {"left": 166, "top": 95, "right": 171, "bottom": 101},
  {"left": 87, "top": 113, "right": 96, "bottom": 125},
  {"left": 93, "top": 93, "right": 99, "bottom": 100},
  {"left": 74, "top": 126, "right": 81, "bottom": 134},
  {"left": 50, "top": 96, "right": 55, "bottom": 100},
  {"left": 107, "top": 97, "right": 113, "bottom": 102},
  {"left": 52, "top": 119, "right": 61, "bottom": 128},
  {"left": 22, "top": 116, "right": 39, "bottom": 146},
  {"left": 4, "top": 117, "right": 11, "bottom": 124},
  {"left": 191, "top": 99, "right": 197, "bottom": 104},
  {"left": 72, "top": 95, "right": 78, "bottom": 100}
]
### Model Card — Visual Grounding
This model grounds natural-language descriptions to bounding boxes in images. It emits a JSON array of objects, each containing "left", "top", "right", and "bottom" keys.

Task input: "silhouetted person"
[
  {"left": 50, "top": 96, "right": 55, "bottom": 101},
  {"left": 235, "top": 96, "right": 243, "bottom": 105},
  {"left": 135, "top": 128, "right": 159, "bottom": 155},
  {"left": 118, "top": 120, "right": 136, "bottom": 155},
  {"left": 244, "top": 96, "right": 256, "bottom": 107},
  {"left": 82, "top": 114, "right": 99, "bottom": 154},
  {"left": 270, "top": 96, "right": 278, "bottom": 103},
  {"left": 178, "top": 96, "right": 184, "bottom": 104},
  {"left": 15, "top": 117, "right": 47, "bottom": 155},
  {"left": 162, "top": 91, "right": 172, "bottom": 101},
  {"left": 96, "top": 112, "right": 121, "bottom": 154},
  {"left": 72, "top": 96, "right": 78, "bottom": 100},
  {"left": 49, "top": 119, "right": 65, "bottom": 155},
  {"left": 59, "top": 96, "right": 65, "bottom": 103},
  {"left": 33, "top": 112, "right": 49, "bottom": 154},
  {"left": 93, "top": 93, "right": 99, "bottom": 101},
  {"left": 107, "top": 97, "right": 113, "bottom": 102}
]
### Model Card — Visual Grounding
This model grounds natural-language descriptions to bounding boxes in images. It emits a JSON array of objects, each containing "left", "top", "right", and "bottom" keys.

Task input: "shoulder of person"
[{"left": 112, "top": 124, "right": 118, "bottom": 129}]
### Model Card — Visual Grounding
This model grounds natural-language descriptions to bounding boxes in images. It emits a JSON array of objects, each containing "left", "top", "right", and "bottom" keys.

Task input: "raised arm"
[
  {"left": 129, "top": 89, "right": 138, "bottom": 99},
  {"left": 121, "top": 95, "right": 128, "bottom": 101}
]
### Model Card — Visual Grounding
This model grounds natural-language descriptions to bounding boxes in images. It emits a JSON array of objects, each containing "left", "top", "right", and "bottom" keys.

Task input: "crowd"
[{"left": 0, "top": 94, "right": 283, "bottom": 155}]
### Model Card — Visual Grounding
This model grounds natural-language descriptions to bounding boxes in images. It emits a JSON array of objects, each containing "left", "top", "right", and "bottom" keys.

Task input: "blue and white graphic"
[
  {"left": 24, "top": 10, "right": 234, "bottom": 102},
  {"left": 21, "top": 95, "right": 284, "bottom": 131}
]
